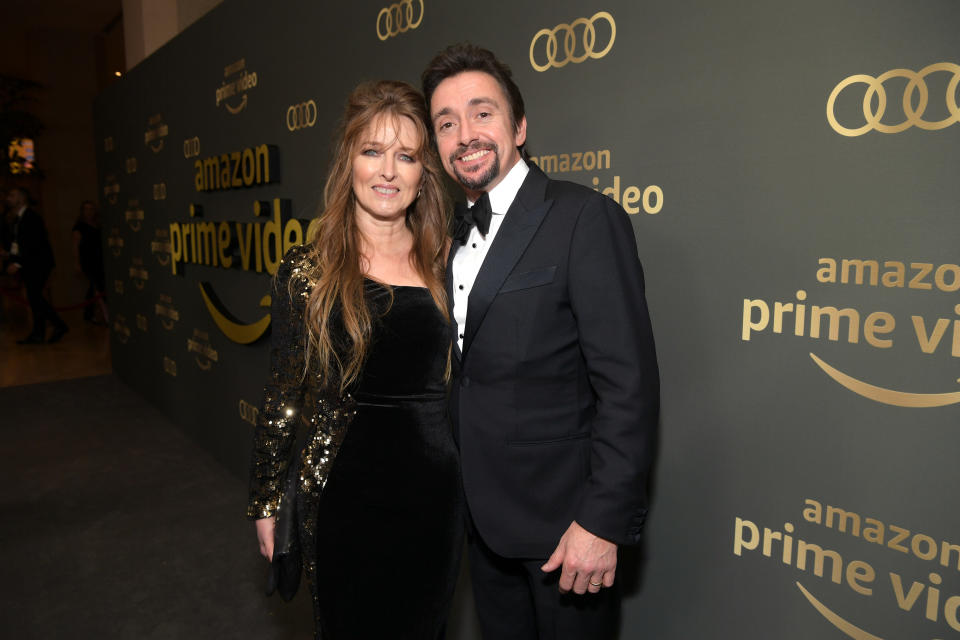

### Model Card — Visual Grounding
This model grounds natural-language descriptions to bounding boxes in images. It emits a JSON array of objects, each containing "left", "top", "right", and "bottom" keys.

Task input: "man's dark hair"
[{"left": 421, "top": 43, "right": 526, "bottom": 133}]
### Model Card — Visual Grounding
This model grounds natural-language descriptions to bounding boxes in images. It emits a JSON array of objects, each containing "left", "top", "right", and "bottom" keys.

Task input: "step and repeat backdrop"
[{"left": 94, "top": 0, "right": 960, "bottom": 637}]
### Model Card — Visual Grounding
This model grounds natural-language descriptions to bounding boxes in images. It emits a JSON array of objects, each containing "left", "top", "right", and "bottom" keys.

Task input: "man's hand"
[
  {"left": 541, "top": 520, "right": 617, "bottom": 594},
  {"left": 6, "top": 263, "right": 20, "bottom": 275}
]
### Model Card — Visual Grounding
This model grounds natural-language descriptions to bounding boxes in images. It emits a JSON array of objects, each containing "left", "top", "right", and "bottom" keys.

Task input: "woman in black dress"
[{"left": 247, "top": 80, "right": 463, "bottom": 639}]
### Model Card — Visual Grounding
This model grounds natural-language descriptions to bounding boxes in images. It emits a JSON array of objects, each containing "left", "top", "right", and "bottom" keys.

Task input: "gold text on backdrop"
[
  {"left": 217, "top": 58, "right": 258, "bottom": 114},
  {"left": 376, "top": 0, "right": 424, "bottom": 41},
  {"left": 145, "top": 114, "right": 167, "bottom": 152},
  {"left": 188, "top": 329, "right": 219, "bottom": 370},
  {"left": 734, "top": 500, "right": 960, "bottom": 638},
  {"left": 114, "top": 315, "right": 131, "bottom": 345},
  {"left": 529, "top": 11, "right": 616, "bottom": 72},
  {"left": 152, "top": 229, "right": 171, "bottom": 266},
  {"left": 156, "top": 294, "right": 180, "bottom": 330},
  {"left": 129, "top": 258, "right": 149, "bottom": 290},
  {"left": 286, "top": 100, "right": 318, "bottom": 131},
  {"left": 125, "top": 200, "right": 144, "bottom": 232},
  {"left": 104, "top": 174, "right": 119, "bottom": 204},
  {"left": 108, "top": 228, "right": 123, "bottom": 257},
  {"left": 827, "top": 62, "right": 960, "bottom": 136}
]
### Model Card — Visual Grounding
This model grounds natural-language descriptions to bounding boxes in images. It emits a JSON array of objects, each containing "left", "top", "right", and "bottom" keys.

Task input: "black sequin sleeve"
[{"left": 246, "top": 246, "right": 311, "bottom": 519}]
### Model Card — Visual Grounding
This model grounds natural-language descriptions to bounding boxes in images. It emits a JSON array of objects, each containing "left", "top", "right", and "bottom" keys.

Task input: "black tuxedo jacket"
[
  {"left": 10, "top": 207, "right": 56, "bottom": 284},
  {"left": 448, "top": 164, "right": 659, "bottom": 559}
]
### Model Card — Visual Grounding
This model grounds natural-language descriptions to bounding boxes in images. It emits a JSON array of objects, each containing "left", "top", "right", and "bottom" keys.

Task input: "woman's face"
[{"left": 351, "top": 114, "right": 423, "bottom": 223}]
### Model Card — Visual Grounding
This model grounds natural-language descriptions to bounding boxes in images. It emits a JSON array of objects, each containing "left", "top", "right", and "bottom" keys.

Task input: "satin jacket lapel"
[
  {"left": 463, "top": 166, "right": 552, "bottom": 357},
  {"left": 447, "top": 239, "right": 463, "bottom": 363}
]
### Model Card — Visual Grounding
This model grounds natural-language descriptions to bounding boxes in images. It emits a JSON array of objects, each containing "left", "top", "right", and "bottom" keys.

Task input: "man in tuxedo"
[
  {"left": 5, "top": 187, "right": 68, "bottom": 344},
  {"left": 422, "top": 45, "right": 659, "bottom": 639}
]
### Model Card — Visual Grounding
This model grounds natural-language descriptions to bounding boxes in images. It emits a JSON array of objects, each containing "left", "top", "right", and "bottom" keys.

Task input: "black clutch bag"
[{"left": 265, "top": 441, "right": 302, "bottom": 602}]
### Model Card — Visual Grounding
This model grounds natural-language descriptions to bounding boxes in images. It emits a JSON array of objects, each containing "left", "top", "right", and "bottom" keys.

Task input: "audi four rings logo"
[
  {"left": 376, "top": 0, "right": 423, "bottom": 41},
  {"left": 286, "top": 101, "right": 318, "bottom": 131},
  {"left": 183, "top": 137, "right": 200, "bottom": 158},
  {"left": 827, "top": 62, "right": 960, "bottom": 136},
  {"left": 529, "top": 11, "right": 616, "bottom": 73}
]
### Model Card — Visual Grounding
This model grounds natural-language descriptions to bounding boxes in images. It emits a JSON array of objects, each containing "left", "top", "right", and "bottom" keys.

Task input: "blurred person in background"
[
  {"left": 4, "top": 186, "right": 68, "bottom": 344},
  {"left": 72, "top": 200, "right": 108, "bottom": 324}
]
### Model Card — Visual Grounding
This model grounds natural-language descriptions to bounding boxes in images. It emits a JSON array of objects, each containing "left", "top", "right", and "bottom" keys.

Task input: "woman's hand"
[{"left": 255, "top": 516, "right": 276, "bottom": 561}]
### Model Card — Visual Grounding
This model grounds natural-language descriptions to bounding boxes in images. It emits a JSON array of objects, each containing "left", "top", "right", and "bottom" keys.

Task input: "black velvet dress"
[
  {"left": 313, "top": 278, "right": 463, "bottom": 638},
  {"left": 248, "top": 246, "right": 463, "bottom": 640}
]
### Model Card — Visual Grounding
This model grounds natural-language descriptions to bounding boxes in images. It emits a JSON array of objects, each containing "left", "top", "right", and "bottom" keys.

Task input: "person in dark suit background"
[
  {"left": 5, "top": 186, "right": 68, "bottom": 344},
  {"left": 422, "top": 45, "right": 660, "bottom": 639}
]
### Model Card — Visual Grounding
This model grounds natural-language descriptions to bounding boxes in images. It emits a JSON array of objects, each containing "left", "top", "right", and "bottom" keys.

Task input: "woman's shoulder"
[
  {"left": 277, "top": 243, "right": 315, "bottom": 276},
  {"left": 273, "top": 243, "right": 317, "bottom": 298}
]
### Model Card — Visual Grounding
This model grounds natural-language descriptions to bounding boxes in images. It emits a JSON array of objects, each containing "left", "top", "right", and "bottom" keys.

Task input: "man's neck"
[{"left": 465, "top": 157, "right": 528, "bottom": 208}]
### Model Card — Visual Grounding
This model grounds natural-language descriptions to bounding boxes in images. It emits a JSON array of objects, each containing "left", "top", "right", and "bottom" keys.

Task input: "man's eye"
[{"left": 477, "top": 112, "right": 491, "bottom": 119}]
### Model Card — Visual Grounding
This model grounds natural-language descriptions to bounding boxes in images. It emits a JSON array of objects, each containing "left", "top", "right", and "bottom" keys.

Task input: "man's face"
[
  {"left": 6, "top": 190, "right": 24, "bottom": 210},
  {"left": 430, "top": 71, "right": 526, "bottom": 199}
]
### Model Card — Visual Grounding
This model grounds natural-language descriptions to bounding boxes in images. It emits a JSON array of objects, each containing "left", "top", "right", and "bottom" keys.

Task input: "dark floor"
[{"left": 0, "top": 374, "right": 314, "bottom": 639}]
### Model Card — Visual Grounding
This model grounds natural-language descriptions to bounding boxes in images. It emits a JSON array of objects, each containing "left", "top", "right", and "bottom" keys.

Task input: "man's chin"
[{"left": 453, "top": 165, "right": 498, "bottom": 193}]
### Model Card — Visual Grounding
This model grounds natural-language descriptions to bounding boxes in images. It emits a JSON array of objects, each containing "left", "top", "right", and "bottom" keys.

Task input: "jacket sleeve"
[
  {"left": 568, "top": 193, "right": 660, "bottom": 545},
  {"left": 246, "top": 246, "right": 310, "bottom": 519}
]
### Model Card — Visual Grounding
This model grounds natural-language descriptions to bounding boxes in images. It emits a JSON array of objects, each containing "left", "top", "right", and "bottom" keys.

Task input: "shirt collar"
[{"left": 468, "top": 158, "right": 529, "bottom": 215}]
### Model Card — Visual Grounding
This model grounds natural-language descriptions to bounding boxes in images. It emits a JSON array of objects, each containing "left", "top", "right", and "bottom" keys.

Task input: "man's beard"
[{"left": 449, "top": 141, "right": 500, "bottom": 192}]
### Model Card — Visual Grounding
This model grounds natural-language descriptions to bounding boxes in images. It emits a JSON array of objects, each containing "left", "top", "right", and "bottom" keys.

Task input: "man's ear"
[{"left": 514, "top": 116, "right": 527, "bottom": 148}]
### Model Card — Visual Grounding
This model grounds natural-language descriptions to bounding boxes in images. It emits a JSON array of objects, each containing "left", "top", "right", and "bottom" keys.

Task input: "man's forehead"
[{"left": 431, "top": 71, "right": 505, "bottom": 110}]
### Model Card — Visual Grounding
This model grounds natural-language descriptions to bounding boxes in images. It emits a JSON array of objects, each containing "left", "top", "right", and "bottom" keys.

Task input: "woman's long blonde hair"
[{"left": 300, "top": 80, "right": 449, "bottom": 391}]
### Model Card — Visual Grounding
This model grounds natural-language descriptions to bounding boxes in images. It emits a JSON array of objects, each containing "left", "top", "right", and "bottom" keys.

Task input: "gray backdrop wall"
[{"left": 94, "top": 1, "right": 960, "bottom": 637}]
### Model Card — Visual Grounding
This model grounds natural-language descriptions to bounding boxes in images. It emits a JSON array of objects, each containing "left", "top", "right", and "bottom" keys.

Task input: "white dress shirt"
[{"left": 452, "top": 158, "right": 529, "bottom": 351}]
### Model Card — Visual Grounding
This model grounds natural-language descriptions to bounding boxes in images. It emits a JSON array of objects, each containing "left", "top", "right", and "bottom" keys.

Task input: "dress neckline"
[{"left": 363, "top": 276, "right": 428, "bottom": 290}]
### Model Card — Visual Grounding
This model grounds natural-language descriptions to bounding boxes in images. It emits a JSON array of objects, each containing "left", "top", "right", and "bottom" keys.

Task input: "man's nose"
[{"left": 459, "top": 120, "right": 477, "bottom": 146}]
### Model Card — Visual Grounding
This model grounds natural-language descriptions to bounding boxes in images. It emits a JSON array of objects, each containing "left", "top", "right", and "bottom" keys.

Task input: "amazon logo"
[
  {"left": 198, "top": 282, "right": 271, "bottom": 344},
  {"left": 187, "top": 328, "right": 220, "bottom": 369},
  {"left": 742, "top": 253, "right": 960, "bottom": 409},
  {"left": 734, "top": 499, "right": 960, "bottom": 638},
  {"left": 216, "top": 58, "right": 258, "bottom": 115},
  {"left": 144, "top": 113, "right": 168, "bottom": 153}
]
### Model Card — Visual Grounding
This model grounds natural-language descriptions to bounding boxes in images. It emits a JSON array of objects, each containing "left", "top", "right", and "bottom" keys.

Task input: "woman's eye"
[
  {"left": 362, "top": 148, "right": 379, "bottom": 156},
  {"left": 399, "top": 153, "right": 415, "bottom": 163}
]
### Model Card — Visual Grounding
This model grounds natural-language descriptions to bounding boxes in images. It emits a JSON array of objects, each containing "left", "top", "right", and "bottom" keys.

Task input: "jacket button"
[{"left": 461, "top": 377, "right": 470, "bottom": 388}]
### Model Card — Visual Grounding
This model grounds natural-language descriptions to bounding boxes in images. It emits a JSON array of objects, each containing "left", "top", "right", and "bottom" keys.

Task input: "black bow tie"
[{"left": 452, "top": 193, "right": 492, "bottom": 244}]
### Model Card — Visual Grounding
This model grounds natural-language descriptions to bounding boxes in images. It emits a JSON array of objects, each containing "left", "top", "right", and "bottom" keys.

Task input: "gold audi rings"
[
  {"left": 377, "top": 0, "right": 424, "bottom": 41},
  {"left": 827, "top": 62, "right": 960, "bottom": 136},
  {"left": 286, "top": 101, "right": 318, "bottom": 131},
  {"left": 529, "top": 11, "right": 616, "bottom": 72},
  {"left": 183, "top": 137, "right": 200, "bottom": 158}
]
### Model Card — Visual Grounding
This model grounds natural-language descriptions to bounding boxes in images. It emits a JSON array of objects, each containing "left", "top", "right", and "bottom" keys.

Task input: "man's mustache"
[{"left": 450, "top": 141, "right": 497, "bottom": 164}]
